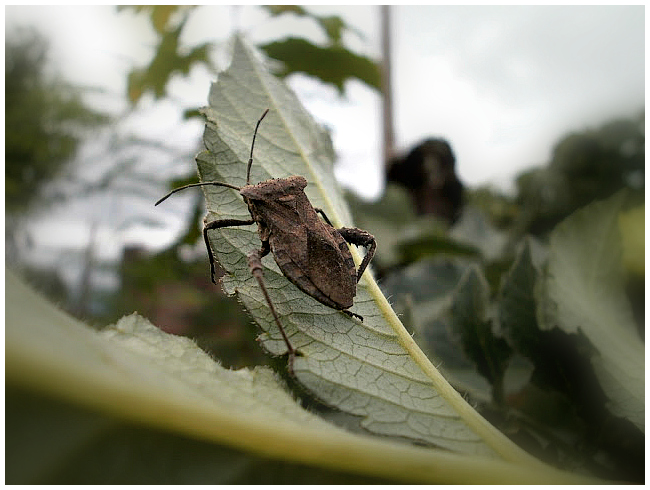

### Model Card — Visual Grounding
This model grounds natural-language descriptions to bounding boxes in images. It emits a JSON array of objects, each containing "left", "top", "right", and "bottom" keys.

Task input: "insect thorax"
[{"left": 240, "top": 176, "right": 308, "bottom": 201}]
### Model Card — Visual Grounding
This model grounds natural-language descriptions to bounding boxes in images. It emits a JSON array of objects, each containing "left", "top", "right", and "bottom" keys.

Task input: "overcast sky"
[
  {"left": 7, "top": 6, "right": 644, "bottom": 193},
  {"left": 5, "top": 5, "right": 646, "bottom": 271}
]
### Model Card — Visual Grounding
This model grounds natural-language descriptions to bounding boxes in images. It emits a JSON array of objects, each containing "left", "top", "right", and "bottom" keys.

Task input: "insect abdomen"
[{"left": 270, "top": 226, "right": 356, "bottom": 310}]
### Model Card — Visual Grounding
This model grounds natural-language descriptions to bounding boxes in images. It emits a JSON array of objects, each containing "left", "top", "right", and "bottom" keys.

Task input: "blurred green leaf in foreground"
[{"left": 6, "top": 269, "right": 591, "bottom": 484}]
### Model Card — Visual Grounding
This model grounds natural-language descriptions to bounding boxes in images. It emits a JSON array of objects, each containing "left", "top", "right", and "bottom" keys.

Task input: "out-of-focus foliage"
[
  {"left": 121, "top": 5, "right": 182, "bottom": 34},
  {"left": 465, "top": 186, "right": 519, "bottom": 230},
  {"left": 542, "top": 192, "right": 644, "bottom": 431},
  {"left": 262, "top": 5, "right": 365, "bottom": 45},
  {"left": 8, "top": 276, "right": 586, "bottom": 484},
  {"left": 618, "top": 205, "right": 644, "bottom": 277},
  {"left": 377, "top": 193, "right": 644, "bottom": 481},
  {"left": 5, "top": 28, "right": 109, "bottom": 214},
  {"left": 449, "top": 266, "right": 513, "bottom": 406},
  {"left": 118, "top": 6, "right": 212, "bottom": 103},
  {"left": 259, "top": 2, "right": 382, "bottom": 93},
  {"left": 350, "top": 111, "right": 644, "bottom": 481},
  {"left": 121, "top": 5, "right": 380, "bottom": 104},
  {"left": 513, "top": 111, "right": 644, "bottom": 237},
  {"left": 260, "top": 37, "right": 381, "bottom": 94},
  {"left": 114, "top": 245, "right": 265, "bottom": 369},
  {"left": 462, "top": 112, "right": 645, "bottom": 242}
]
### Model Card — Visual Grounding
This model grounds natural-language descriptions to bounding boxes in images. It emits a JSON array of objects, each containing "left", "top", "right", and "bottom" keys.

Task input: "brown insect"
[{"left": 156, "top": 109, "right": 376, "bottom": 367}]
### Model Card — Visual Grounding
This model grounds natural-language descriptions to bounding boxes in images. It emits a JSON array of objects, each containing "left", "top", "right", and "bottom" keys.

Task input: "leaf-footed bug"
[{"left": 156, "top": 109, "right": 376, "bottom": 369}]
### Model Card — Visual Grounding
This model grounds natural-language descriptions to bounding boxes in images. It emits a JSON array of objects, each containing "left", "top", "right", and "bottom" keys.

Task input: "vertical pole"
[{"left": 381, "top": 5, "right": 395, "bottom": 169}]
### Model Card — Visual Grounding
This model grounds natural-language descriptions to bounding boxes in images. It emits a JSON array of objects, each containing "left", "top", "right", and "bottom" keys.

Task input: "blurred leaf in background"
[
  {"left": 122, "top": 5, "right": 380, "bottom": 105},
  {"left": 115, "top": 246, "right": 265, "bottom": 368},
  {"left": 512, "top": 111, "right": 644, "bottom": 237},
  {"left": 260, "top": 37, "right": 381, "bottom": 94},
  {"left": 5, "top": 27, "right": 109, "bottom": 215},
  {"left": 378, "top": 192, "right": 644, "bottom": 480},
  {"left": 361, "top": 107, "right": 645, "bottom": 481},
  {"left": 119, "top": 6, "right": 212, "bottom": 103},
  {"left": 5, "top": 27, "right": 111, "bottom": 314},
  {"left": 618, "top": 205, "right": 644, "bottom": 278}
]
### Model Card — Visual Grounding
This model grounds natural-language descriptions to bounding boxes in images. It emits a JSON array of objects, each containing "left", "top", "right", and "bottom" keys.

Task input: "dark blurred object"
[{"left": 387, "top": 138, "right": 464, "bottom": 224}]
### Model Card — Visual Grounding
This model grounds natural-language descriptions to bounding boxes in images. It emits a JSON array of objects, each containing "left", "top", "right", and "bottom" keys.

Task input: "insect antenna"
[
  {"left": 155, "top": 181, "right": 241, "bottom": 206},
  {"left": 156, "top": 108, "right": 269, "bottom": 206},
  {"left": 246, "top": 108, "right": 270, "bottom": 185}
]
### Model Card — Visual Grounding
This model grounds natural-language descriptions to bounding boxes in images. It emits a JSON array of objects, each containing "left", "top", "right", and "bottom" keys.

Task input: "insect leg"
[
  {"left": 247, "top": 243, "right": 297, "bottom": 368},
  {"left": 337, "top": 227, "right": 377, "bottom": 282},
  {"left": 313, "top": 209, "right": 376, "bottom": 283},
  {"left": 203, "top": 218, "right": 255, "bottom": 283},
  {"left": 341, "top": 309, "right": 364, "bottom": 321},
  {"left": 314, "top": 207, "right": 333, "bottom": 226}
]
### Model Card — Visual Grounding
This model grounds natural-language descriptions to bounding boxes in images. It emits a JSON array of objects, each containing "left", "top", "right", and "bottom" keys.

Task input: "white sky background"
[
  {"left": 392, "top": 6, "right": 645, "bottom": 187},
  {"left": 5, "top": 5, "right": 646, "bottom": 275}
]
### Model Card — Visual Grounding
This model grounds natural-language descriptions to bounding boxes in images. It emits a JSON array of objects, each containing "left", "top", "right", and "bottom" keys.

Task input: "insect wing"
[
  {"left": 304, "top": 223, "right": 356, "bottom": 309},
  {"left": 258, "top": 189, "right": 356, "bottom": 310}
]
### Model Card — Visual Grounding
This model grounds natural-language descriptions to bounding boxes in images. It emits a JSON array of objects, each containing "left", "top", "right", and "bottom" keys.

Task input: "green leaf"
[
  {"left": 118, "top": 6, "right": 194, "bottom": 35},
  {"left": 127, "top": 21, "right": 212, "bottom": 103},
  {"left": 449, "top": 266, "right": 512, "bottom": 404},
  {"left": 192, "top": 34, "right": 543, "bottom": 462},
  {"left": 543, "top": 192, "right": 644, "bottom": 431},
  {"left": 6, "top": 269, "right": 592, "bottom": 483},
  {"left": 260, "top": 6, "right": 362, "bottom": 46},
  {"left": 449, "top": 208, "right": 509, "bottom": 262},
  {"left": 396, "top": 222, "right": 481, "bottom": 265},
  {"left": 381, "top": 257, "right": 496, "bottom": 398},
  {"left": 499, "top": 239, "right": 603, "bottom": 414},
  {"left": 498, "top": 238, "right": 545, "bottom": 354},
  {"left": 6, "top": 389, "right": 396, "bottom": 484},
  {"left": 263, "top": 5, "right": 308, "bottom": 17},
  {"left": 314, "top": 15, "right": 347, "bottom": 45},
  {"left": 259, "top": 37, "right": 381, "bottom": 94},
  {"left": 618, "top": 205, "right": 644, "bottom": 277}
]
